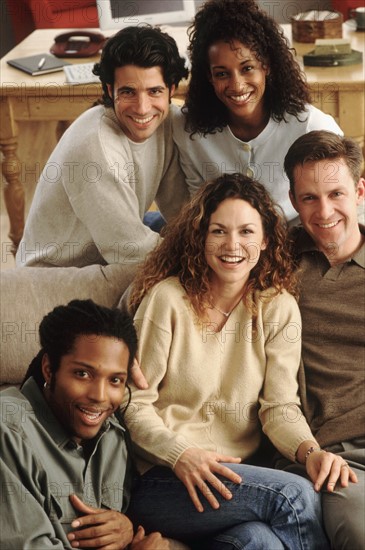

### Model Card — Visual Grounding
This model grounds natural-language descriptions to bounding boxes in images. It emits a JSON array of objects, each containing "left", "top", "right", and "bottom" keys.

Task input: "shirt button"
[
  {"left": 242, "top": 143, "right": 251, "bottom": 151},
  {"left": 246, "top": 167, "right": 254, "bottom": 177}
]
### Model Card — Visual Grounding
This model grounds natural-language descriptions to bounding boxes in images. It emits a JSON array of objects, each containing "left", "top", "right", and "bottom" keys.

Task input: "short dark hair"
[
  {"left": 22, "top": 299, "right": 137, "bottom": 389},
  {"left": 284, "top": 130, "right": 363, "bottom": 195},
  {"left": 93, "top": 25, "right": 188, "bottom": 107},
  {"left": 184, "top": 0, "right": 310, "bottom": 136}
]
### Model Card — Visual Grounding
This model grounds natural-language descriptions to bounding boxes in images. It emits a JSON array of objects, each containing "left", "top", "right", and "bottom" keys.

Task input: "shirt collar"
[
  {"left": 21, "top": 377, "right": 125, "bottom": 449},
  {"left": 292, "top": 224, "right": 365, "bottom": 268}
]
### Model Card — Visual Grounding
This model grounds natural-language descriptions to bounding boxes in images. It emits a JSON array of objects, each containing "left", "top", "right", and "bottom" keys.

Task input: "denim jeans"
[
  {"left": 277, "top": 439, "right": 365, "bottom": 550},
  {"left": 143, "top": 211, "right": 166, "bottom": 233},
  {"left": 127, "top": 464, "right": 329, "bottom": 550}
]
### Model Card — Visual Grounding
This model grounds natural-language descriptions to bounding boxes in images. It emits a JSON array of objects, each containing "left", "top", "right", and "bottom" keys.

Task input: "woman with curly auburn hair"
[
  {"left": 172, "top": 0, "right": 342, "bottom": 222},
  {"left": 129, "top": 173, "right": 296, "bottom": 316},
  {"left": 123, "top": 174, "right": 343, "bottom": 549}
]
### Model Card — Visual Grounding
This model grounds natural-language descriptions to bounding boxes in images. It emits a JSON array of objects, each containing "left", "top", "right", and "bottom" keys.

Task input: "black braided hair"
[{"left": 21, "top": 299, "right": 137, "bottom": 390}]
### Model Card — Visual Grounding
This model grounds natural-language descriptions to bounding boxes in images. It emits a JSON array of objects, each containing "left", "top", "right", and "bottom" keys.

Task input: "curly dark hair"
[
  {"left": 129, "top": 173, "right": 297, "bottom": 318},
  {"left": 184, "top": 0, "right": 311, "bottom": 136},
  {"left": 93, "top": 25, "right": 189, "bottom": 107}
]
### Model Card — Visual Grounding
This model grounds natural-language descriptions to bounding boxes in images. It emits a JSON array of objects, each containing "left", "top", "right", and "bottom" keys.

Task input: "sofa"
[{"left": 0, "top": 262, "right": 134, "bottom": 389}]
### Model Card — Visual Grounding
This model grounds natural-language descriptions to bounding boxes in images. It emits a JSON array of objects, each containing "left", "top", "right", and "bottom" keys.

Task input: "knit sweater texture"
[
  {"left": 126, "top": 277, "right": 316, "bottom": 473},
  {"left": 17, "top": 104, "right": 189, "bottom": 267}
]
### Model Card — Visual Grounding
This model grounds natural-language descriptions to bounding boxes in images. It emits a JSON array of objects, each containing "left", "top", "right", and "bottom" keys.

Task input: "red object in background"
[
  {"left": 5, "top": 0, "right": 98, "bottom": 44},
  {"left": 332, "top": 0, "right": 365, "bottom": 21}
]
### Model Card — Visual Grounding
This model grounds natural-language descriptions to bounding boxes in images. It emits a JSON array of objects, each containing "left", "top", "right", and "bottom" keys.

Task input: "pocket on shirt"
[
  {"left": 99, "top": 481, "right": 126, "bottom": 511},
  {"left": 49, "top": 493, "right": 77, "bottom": 535}
]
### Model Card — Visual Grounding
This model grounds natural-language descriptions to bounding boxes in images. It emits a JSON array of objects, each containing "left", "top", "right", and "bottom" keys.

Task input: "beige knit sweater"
[{"left": 126, "top": 277, "right": 316, "bottom": 473}]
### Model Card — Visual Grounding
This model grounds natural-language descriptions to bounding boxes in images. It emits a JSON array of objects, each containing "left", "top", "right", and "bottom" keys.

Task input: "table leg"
[{"left": 1, "top": 137, "right": 24, "bottom": 256}]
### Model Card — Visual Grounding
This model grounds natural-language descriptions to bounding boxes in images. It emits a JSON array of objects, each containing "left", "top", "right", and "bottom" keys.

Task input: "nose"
[
  {"left": 318, "top": 198, "right": 334, "bottom": 220},
  {"left": 135, "top": 93, "right": 151, "bottom": 115},
  {"left": 87, "top": 380, "right": 107, "bottom": 403},
  {"left": 222, "top": 231, "right": 241, "bottom": 253},
  {"left": 229, "top": 71, "right": 246, "bottom": 92}
]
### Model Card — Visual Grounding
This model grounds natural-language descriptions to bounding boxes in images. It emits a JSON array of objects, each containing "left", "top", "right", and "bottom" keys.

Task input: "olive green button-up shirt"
[{"left": 0, "top": 377, "right": 130, "bottom": 549}]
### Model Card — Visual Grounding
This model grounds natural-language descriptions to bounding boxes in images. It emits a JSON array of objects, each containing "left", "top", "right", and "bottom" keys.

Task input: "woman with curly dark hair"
[
  {"left": 123, "top": 174, "right": 343, "bottom": 549},
  {"left": 173, "top": 0, "right": 342, "bottom": 223}
]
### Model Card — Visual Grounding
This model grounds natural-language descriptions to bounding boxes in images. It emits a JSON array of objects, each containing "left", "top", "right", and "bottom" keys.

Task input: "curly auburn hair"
[
  {"left": 93, "top": 25, "right": 188, "bottom": 108},
  {"left": 129, "top": 173, "right": 297, "bottom": 318},
  {"left": 184, "top": 0, "right": 311, "bottom": 136}
]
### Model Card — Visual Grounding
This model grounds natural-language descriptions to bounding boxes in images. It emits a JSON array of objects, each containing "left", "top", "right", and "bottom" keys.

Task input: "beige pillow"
[{"left": 0, "top": 263, "right": 135, "bottom": 385}]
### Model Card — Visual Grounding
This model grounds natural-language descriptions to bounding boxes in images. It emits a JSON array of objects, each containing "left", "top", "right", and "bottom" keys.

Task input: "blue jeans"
[
  {"left": 210, "top": 522, "right": 285, "bottom": 549},
  {"left": 143, "top": 211, "right": 166, "bottom": 233},
  {"left": 127, "top": 464, "right": 329, "bottom": 550},
  {"left": 277, "top": 440, "right": 365, "bottom": 550}
]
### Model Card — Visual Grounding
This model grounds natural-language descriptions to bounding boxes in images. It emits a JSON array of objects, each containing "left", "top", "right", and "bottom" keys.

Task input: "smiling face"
[
  {"left": 107, "top": 65, "right": 174, "bottom": 143},
  {"left": 205, "top": 198, "right": 266, "bottom": 292},
  {"left": 290, "top": 158, "right": 365, "bottom": 263},
  {"left": 208, "top": 40, "right": 269, "bottom": 137},
  {"left": 42, "top": 334, "right": 130, "bottom": 445}
]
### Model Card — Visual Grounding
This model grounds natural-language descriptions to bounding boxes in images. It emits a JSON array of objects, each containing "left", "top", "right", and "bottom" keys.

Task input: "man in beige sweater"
[
  {"left": 16, "top": 26, "right": 189, "bottom": 268},
  {"left": 283, "top": 130, "right": 365, "bottom": 550}
]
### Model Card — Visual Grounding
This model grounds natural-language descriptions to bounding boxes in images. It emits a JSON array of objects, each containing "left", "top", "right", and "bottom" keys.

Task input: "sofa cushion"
[{"left": 1, "top": 263, "right": 135, "bottom": 386}]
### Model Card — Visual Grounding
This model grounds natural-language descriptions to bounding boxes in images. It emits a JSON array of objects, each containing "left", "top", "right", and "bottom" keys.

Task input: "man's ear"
[
  {"left": 169, "top": 84, "right": 176, "bottom": 98},
  {"left": 289, "top": 190, "right": 299, "bottom": 213},
  {"left": 106, "top": 83, "right": 113, "bottom": 101},
  {"left": 41, "top": 353, "right": 52, "bottom": 385},
  {"left": 355, "top": 177, "right": 365, "bottom": 204}
]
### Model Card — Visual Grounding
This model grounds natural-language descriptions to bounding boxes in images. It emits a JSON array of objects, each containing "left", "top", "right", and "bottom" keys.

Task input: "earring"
[{"left": 43, "top": 381, "right": 49, "bottom": 389}]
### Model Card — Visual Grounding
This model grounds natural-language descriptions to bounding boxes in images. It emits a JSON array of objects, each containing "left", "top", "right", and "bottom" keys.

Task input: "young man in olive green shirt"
[{"left": 0, "top": 300, "right": 171, "bottom": 549}]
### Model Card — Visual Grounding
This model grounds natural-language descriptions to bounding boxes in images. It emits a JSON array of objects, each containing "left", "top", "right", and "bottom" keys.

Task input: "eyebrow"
[
  {"left": 116, "top": 85, "right": 166, "bottom": 92},
  {"left": 297, "top": 185, "right": 348, "bottom": 197},
  {"left": 209, "top": 222, "right": 257, "bottom": 228},
  {"left": 71, "top": 360, "right": 128, "bottom": 375},
  {"left": 211, "top": 58, "right": 253, "bottom": 69}
]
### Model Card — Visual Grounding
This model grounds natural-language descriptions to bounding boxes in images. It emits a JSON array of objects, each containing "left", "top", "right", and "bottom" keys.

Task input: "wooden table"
[{"left": 1, "top": 24, "right": 364, "bottom": 254}]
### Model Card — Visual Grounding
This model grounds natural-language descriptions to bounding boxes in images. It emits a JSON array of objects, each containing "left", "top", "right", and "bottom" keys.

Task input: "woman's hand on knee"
[
  {"left": 306, "top": 451, "right": 358, "bottom": 492},
  {"left": 173, "top": 448, "right": 241, "bottom": 512}
]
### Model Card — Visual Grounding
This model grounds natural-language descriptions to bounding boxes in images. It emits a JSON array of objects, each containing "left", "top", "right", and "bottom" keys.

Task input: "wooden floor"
[{"left": 1, "top": 121, "right": 58, "bottom": 269}]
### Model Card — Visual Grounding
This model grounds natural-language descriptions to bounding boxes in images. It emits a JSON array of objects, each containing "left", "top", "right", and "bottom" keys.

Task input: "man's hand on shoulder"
[{"left": 130, "top": 358, "right": 148, "bottom": 389}]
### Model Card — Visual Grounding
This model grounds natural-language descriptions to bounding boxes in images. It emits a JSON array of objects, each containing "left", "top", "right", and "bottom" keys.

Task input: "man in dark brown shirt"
[{"left": 283, "top": 130, "right": 364, "bottom": 550}]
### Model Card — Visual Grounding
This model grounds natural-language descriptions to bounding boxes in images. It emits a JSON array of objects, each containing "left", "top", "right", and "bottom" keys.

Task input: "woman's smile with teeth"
[
  {"left": 220, "top": 255, "right": 244, "bottom": 263},
  {"left": 229, "top": 92, "right": 251, "bottom": 102}
]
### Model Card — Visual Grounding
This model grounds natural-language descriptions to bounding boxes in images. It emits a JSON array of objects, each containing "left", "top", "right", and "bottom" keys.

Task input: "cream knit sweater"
[
  {"left": 126, "top": 277, "right": 316, "bottom": 473},
  {"left": 17, "top": 105, "right": 189, "bottom": 267}
]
